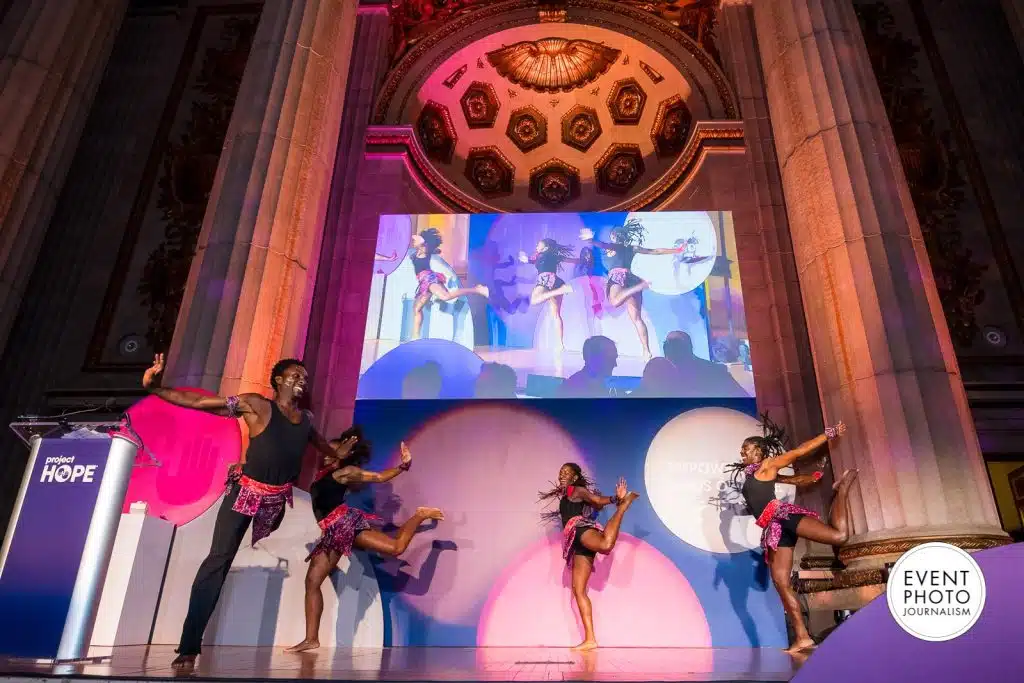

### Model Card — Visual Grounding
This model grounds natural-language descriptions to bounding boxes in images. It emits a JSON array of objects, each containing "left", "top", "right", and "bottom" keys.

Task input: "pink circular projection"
[
  {"left": 383, "top": 404, "right": 588, "bottom": 625},
  {"left": 478, "top": 533, "right": 711, "bottom": 648},
  {"left": 123, "top": 389, "right": 242, "bottom": 526}
]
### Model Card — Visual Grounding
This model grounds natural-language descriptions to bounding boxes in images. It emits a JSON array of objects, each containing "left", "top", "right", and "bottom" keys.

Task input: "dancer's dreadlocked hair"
[
  {"left": 610, "top": 217, "right": 647, "bottom": 247},
  {"left": 538, "top": 462, "right": 597, "bottom": 526},
  {"left": 723, "top": 413, "right": 790, "bottom": 489},
  {"left": 539, "top": 237, "right": 575, "bottom": 266},
  {"left": 419, "top": 228, "right": 443, "bottom": 254}
]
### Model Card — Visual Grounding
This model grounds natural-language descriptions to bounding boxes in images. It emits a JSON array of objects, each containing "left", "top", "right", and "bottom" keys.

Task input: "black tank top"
[
  {"left": 559, "top": 488, "right": 592, "bottom": 527},
  {"left": 310, "top": 470, "right": 350, "bottom": 522},
  {"left": 411, "top": 252, "right": 432, "bottom": 274},
  {"left": 536, "top": 251, "right": 559, "bottom": 274},
  {"left": 605, "top": 245, "right": 635, "bottom": 270},
  {"left": 741, "top": 474, "right": 777, "bottom": 517},
  {"left": 241, "top": 403, "right": 312, "bottom": 486}
]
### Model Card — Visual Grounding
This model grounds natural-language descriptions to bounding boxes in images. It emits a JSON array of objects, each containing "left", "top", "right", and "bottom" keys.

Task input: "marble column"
[
  {"left": 301, "top": 4, "right": 391, "bottom": 453},
  {"left": 165, "top": 0, "right": 359, "bottom": 396},
  {"left": 752, "top": 0, "right": 1007, "bottom": 568},
  {"left": 0, "top": 0, "right": 127, "bottom": 357}
]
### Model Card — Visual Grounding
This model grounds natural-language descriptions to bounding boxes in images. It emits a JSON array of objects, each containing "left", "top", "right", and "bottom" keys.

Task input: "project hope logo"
[
  {"left": 886, "top": 542, "right": 986, "bottom": 641},
  {"left": 38, "top": 455, "right": 98, "bottom": 484}
]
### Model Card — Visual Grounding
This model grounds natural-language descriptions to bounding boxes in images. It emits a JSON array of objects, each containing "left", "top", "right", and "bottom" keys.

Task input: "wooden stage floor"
[{"left": 0, "top": 646, "right": 804, "bottom": 682}]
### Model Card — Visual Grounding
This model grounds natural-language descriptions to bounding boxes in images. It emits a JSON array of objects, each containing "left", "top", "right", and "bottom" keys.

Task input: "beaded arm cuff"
[
  {"left": 812, "top": 471, "right": 824, "bottom": 482},
  {"left": 398, "top": 461, "right": 411, "bottom": 472},
  {"left": 225, "top": 395, "right": 241, "bottom": 418},
  {"left": 825, "top": 424, "right": 839, "bottom": 439}
]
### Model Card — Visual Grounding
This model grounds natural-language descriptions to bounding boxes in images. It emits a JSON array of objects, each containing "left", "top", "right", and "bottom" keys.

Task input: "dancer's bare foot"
[
  {"left": 639, "top": 279, "right": 651, "bottom": 291},
  {"left": 571, "top": 640, "right": 599, "bottom": 651},
  {"left": 416, "top": 506, "right": 445, "bottom": 521},
  {"left": 784, "top": 637, "right": 816, "bottom": 654},
  {"left": 621, "top": 491, "right": 641, "bottom": 506},
  {"left": 286, "top": 639, "right": 320, "bottom": 653},
  {"left": 171, "top": 654, "right": 196, "bottom": 674},
  {"left": 475, "top": 285, "right": 490, "bottom": 297},
  {"left": 642, "top": 349, "right": 653, "bottom": 362}
]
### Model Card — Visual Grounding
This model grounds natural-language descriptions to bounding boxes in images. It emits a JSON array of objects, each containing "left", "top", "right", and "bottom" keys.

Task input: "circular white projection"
[
  {"left": 627, "top": 211, "right": 718, "bottom": 296},
  {"left": 644, "top": 407, "right": 796, "bottom": 554}
]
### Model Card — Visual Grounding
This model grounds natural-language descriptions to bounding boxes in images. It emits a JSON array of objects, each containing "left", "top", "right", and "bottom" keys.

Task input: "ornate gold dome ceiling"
[{"left": 372, "top": 2, "right": 739, "bottom": 212}]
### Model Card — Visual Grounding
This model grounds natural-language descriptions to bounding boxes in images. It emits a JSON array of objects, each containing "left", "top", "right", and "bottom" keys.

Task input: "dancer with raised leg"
[
  {"left": 141, "top": 355, "right": 345, "bottom": 673},
  {"left": 409, "top": 228, "right": 488, "bottom": 339},
  {"left": 518, "top": 238, "right": 577, "bottom": 351},
  {"left": 288, "top": 428, "right": 443, "bottom": 652},
  {"left": 579, "top": 219, "right": 692, "bottom": 360},
  {"left": 732, "top": 416, "right": 856, "bottom": 653},
  {"left": 539, "top": 463, "right": 639, "bottom": 651}
]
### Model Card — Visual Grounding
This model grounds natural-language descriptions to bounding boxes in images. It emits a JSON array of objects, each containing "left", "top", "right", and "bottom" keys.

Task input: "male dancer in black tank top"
[
  {"left": 287, "top": 427, "right": 444, "bottom": 652},
  {"left": 142, "top": 354, "right": 345, "bottom": 673}
]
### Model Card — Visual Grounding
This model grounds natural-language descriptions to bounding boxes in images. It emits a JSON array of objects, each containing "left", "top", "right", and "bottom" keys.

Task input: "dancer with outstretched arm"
[
  {"left": 141, "top": 354, "right": 344, "bottom": 673},
  {"left": 409, "top": 228, "right": 489, "bottom": 339},
  {"left": 580, "top": 219, "right": 699, "bottom": 360},
  {"left": 539, "top": 464, "right": 639, "bottom": 651},
  {"left": 731, "top": 416, "right": 856, "bottom": 653},
  {"left": 518, "top": 238, "right": 578, "bottom": 351},
  {"left": 288, "top": 427, "right": 444, "bottom": 652}
]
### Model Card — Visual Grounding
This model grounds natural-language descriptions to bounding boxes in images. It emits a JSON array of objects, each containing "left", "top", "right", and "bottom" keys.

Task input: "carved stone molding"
[
  {"left": 651, "top": 95, "right": 693, "bottom": 158},
  {"left": 560, "top": 104, "right": 602, "bottom": 151},
  {"left": 464, "top": 146, "right": 516, "bottom": 198},
  {"left": 606, "top": 77, "right": 647, "bottom": 124},
  {"left": 793, "top": 568, "right": 888, "bottom": 595},
  {"left": 506, "top": 105, "right": 548, "bottom": 151},
  {"left": 415, "top": 101, "right": 458, "bottom": 163},
  {"left": 528, "top": 158, "right": 581, "bottom": 207},
  {"left": 595, "top": 143, "right": 645, "bottom": 194},
  {"left": 486, "top": 38, "right": 621, "bottom": 93},
  {"left": 460, "top": 81, "right": 500, "bottom": 128},
  {"left": 837, "top": 534, "right": 1011, "bottom": 564}
]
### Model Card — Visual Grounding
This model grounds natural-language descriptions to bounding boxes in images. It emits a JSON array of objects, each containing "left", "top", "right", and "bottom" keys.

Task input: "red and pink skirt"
[
  {"left": 561, "top": 515, "right": 603, "bottom": 564},
  {"left": 416, "top": 270, "right": 446, "bottom": 298},
  {"left": 306, "top": 504, "right": 380, "bottom": 560},
  {"left": 754, "top": 498, "right": 819, "bottom": 552},
  {"left": 228, "top": 471, "right": 293, "bottom": 546}
]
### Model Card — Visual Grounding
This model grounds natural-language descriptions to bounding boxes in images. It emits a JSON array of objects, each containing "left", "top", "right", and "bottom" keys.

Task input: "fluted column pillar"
[
  {"left": 752, "top": 0, "right": 1007, "bottom": 568},
  {"left": 165, "top": 0, "right": 358, "bottom": 396},
  {"left": 0, "top": 0, "right": 127, "bottom": 356}
]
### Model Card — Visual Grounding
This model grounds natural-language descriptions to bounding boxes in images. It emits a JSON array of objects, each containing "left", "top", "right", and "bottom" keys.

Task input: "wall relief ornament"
[
  {"left": 460, "top": 81, "right": 500, "bottom": 128},
  {"left": 529, "top": 158, "right": 581, "bottom": 207},
  {"left": 465, "top": 146, "right": 516, "bottom": 198},
  {"left": 855, "top": 2, "right": 986, "bottom": 347},
  {"left": 595, "top": 143, "right": 645, "bottom": 195},
  {"left": 560, "top": 104, "right": 602, "bottom": 151},
  {"left": 506, "top": 105, "right": 548, "bottom": 152},
  {"left": 607, "top": 77, "right": 647, "bottom": 124},
  {"left": 486, "top": 38, "right": 621, "bottom": 93},
  {"left": 651, "top": 95, "right": 693, "bottom": 158},
  {"left": 416, "top": 101, "right": 458, "bottom": 164}
]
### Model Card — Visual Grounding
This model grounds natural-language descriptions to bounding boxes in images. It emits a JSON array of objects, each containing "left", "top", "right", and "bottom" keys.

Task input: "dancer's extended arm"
[
  {"left": 635, "top": 246, "right": 684, "bottom": 255},
  {"left": 776, "top": 472, "right": 825, "bottom": 487},
  {"left": 571, "top": 477, "right": 629, "bottom": 509},
  {"left": 762, "top": 423, "right": 846, "bottom": 475},
  {"left": 334, "top": 442, "right": 412, "bottom": 484},
  {"left": 142, "top": 353, "right": 262, "bottom": 418}
]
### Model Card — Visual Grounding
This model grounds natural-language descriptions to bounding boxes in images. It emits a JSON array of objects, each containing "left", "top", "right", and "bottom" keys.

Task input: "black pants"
[{"left": 177, "top": 486, "right": 251, "bottom": 656}]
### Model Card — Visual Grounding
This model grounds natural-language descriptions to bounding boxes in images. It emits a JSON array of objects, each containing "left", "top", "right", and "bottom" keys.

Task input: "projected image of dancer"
[
  {"left": 518, "top": 238, "right": 577, "bottom": 351},
  {"left": 579, "top": 218, "right": 688, "bottom": 360},
  {"left": 539, "top": 464, "right": 639, "bottom": 651},
  {"left": 410, "top": 228, "right": 489, "bottom": 339},
  {"left": 730, "top": 416, "right": 856, "bottom": 654},
  {"left": 141, "top": 354, "right": 344, "bottom": 673},
  {"left": 288, "top": 428, "right": 443, "bottom": 652}
]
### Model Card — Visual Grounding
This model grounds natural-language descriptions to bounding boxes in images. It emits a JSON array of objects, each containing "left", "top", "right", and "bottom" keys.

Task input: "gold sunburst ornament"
[{"left": 486, "top": 38, "right": 621, "bottom": 94}]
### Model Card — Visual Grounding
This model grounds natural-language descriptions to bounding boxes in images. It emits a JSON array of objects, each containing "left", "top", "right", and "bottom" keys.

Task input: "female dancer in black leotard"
[
  {"left": 539, "top": 463, "right": 639, "bottom": 650},
  {"left": 731, "top": 416, "right": 857, "bottom": 653},
  {"left": 287, "top": 427, "right": 444, "bottom": 652},
  {"left": 518, "top": 238, "right": 578, "bottom": 350},
  {"left": 579, "top": 219, "right": 692, "bottom": 360},
  {"left": 409, "top": 228, "right": 488, "bottom": 339}
]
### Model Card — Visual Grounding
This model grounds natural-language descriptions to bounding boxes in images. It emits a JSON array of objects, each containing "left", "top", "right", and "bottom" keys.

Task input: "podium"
[{"left": 0, "top": 421, "right": 140, "bottom": 661}]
